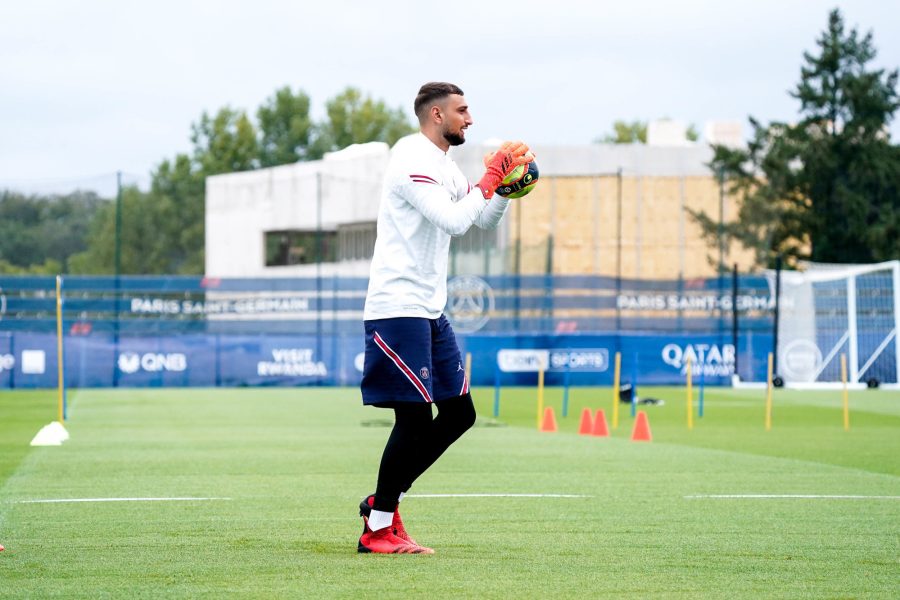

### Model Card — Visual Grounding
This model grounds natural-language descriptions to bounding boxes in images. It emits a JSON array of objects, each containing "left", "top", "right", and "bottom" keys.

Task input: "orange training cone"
[
  {"left": 578, "top": 408, "right": 594, "bottom": 435},
  {"left": 591, "top": 409, "right": 610, "bottom": 437},
  {"left": 631, "top": 410, "right": 652, "bottom": 442},
  {"left": 541, "top": 407, "right": 558, "bottom": 432}
]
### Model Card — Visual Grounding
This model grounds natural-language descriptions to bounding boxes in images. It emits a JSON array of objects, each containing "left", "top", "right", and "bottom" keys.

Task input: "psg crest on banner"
[{"left": 445, "top": 276, "right": 494, "bottom": 334}]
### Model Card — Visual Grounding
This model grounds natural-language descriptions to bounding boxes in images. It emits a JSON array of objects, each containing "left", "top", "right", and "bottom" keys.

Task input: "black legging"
[{"left": 372, "top": 393, "right": 476, "bottom": 512}]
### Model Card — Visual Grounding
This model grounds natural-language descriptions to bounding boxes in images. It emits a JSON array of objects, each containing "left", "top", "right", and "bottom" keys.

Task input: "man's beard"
[{"left": 443, "top": 129, "right": 466, "bottom": 146}]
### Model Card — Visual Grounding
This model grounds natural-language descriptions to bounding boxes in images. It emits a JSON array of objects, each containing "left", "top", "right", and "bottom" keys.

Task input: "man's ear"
[{"left": 431, "top": 105, "right": 442, "bottom": 124}]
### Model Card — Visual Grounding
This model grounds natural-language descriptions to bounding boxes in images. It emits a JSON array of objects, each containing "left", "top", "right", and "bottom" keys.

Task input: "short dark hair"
[{"left": 414, "top": 82, "right": 464, "bottom": 121}]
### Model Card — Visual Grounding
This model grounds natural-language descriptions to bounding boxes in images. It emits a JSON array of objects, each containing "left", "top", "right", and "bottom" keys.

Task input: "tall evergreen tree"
[{"left": 694, "top": 9, "right": 899, "bottom": 268}]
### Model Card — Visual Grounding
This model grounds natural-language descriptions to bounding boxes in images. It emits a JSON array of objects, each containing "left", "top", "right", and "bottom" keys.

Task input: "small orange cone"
[
  {"left": 540, "top": 407, "right": 558, "bottom": 432},
  {"left": 578, "top": 408, "right": 594, "bottom": 435},
  {"left": 591, "top": 409, "right": 609, "bottom": 437},
  {"left": 631, "top": 410, "right": 652, "bottom": 442}
]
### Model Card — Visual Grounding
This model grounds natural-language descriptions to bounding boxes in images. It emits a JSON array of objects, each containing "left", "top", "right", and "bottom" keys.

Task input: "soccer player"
[{"left": 357, "top": 82, "right": 532, "bottom": 554}]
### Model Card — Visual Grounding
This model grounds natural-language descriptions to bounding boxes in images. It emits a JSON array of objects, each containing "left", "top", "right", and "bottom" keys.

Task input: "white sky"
[{"left": 0, "top": 0, "right": 897, "bottom": 196}]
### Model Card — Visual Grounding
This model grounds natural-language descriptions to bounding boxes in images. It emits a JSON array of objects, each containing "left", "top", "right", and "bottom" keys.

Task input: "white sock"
[
  {"left": 398, "top": 492, "right": 405, "bottom": 503},
  {"left": 368, "top": 509, "right": 393, "bottom": 532}
]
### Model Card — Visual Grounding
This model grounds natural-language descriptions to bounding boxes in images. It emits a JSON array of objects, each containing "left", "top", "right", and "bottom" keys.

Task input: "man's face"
[{"left": 439, "top": 94, "right": 473, "bottom": 146}]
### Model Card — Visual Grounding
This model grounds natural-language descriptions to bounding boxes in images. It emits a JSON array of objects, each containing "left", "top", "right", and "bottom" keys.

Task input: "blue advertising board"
[
  {"left": 0, "top": 330, "right": 772, "bottom": 389},
  {"left": 0, "top": 274, "right": 776, "bottom": 389}
]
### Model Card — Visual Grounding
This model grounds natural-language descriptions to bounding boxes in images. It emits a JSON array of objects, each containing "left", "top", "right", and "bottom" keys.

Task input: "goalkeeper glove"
[{"left": 477, "top": 141, "right": 532, "bottom": 199}]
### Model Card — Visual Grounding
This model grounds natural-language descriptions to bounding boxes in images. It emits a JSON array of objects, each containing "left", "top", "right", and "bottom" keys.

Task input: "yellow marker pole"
[
  {"left": 465, "top": 352, "right": 472, "bottom": 385},
  {"left": 841, "top": 353, "right": 849, "bottom": 431},
  {"left": 765, "top": 352, "right": 773, "bottom": 431},
  {"left": 536, "top": 367, "right": 545, "bottom": 429},
  {"left": 686, "top": 355, "right": 693, "bottom": 430},
  {"left": 612, "top": 351, "right": 621, "bottom": 429},
  {"left": 55, "top": 275, "right": 64, "bottom": 423}
]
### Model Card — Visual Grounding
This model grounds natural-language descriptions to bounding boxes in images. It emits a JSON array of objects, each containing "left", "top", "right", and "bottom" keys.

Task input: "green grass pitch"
[{"left": 1, "top": 385, "right": 898, "bottom": 598}]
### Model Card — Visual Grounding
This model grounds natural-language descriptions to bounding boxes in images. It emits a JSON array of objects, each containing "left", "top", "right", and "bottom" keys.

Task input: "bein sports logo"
[
  {"left": 661, "top": 343, "right": 735, "bottom": 377},
  {"left": 118, "top": 352, "right": 187, "bottom": 374}
]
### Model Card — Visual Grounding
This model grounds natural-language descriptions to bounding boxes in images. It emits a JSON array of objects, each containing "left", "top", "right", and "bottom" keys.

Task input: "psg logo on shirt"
[{"left": 420, "top": 367, "right": 430, "bottom": 379}]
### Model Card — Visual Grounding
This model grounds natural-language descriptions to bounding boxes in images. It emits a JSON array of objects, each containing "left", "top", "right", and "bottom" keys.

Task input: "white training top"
[{"left": 364, "top": 132, "right": 510, "bottom": 320}]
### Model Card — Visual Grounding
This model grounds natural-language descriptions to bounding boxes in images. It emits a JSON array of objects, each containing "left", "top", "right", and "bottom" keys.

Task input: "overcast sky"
[{"left": 1, "top": 0, "right": 897, "bottom": 196}]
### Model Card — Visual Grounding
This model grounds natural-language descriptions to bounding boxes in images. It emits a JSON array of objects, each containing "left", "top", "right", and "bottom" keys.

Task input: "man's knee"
[{"left": 438, "top": 393, "right": 476, "bottom": 433}]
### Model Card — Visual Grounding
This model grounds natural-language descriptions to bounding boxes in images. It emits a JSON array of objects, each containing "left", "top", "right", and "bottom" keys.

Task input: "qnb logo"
[{"left": 118, "top": 352, "right": 187, "bottom": 374}]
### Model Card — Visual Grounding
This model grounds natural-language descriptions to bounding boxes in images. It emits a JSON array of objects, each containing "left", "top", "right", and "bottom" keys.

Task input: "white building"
[{"left": 205, "top": 124, "right": 740, "bottom": 279}]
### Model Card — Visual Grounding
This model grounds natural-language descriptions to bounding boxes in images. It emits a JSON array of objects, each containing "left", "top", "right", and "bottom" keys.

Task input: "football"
[{"left": 497, "top": 155, "right": 539, "bottom": 199}]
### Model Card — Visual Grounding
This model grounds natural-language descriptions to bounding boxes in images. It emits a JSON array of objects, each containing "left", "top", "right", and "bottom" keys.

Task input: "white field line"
[
  {"left": 15, "top": 497, "right": 232, "bottom": 504},
  {"left": 685, "top": 494, "right": 900, "bottom": 500},
  {"left": 408, "top": 493, "right": 591, "bottom": 498}
]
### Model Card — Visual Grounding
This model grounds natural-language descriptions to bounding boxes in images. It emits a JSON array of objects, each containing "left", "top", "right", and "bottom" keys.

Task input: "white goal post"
[{"left": 774, "top": 260, "right": 899, "bottom": 390}]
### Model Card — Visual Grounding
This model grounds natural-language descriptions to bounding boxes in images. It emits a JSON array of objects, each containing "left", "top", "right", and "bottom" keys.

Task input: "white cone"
[{"left": 30, "top": 421, "right": 69, "bottom": 446}]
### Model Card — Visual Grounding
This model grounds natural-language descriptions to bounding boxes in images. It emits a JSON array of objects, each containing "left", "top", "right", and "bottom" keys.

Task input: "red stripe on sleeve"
[{"left": 409, "top": 174, "right": 438, "bottom": 185}]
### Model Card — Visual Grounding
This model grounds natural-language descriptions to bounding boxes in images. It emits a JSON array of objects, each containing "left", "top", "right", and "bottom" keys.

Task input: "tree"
[
  {"left": 148, "top": 154, "right": 206, "bottom": 274},
  {"left": 257, "top": 86, "right": 313, "bottom": 167},
  {"left": 597, "top": 120, "right": 698, "bottom": 144},
  {"left": 69, "top": 86, "right": 416, "bottom": 274},
  {"left": 72, "top": 106, "right": 256, "bottom": 275},
  {"left": 191, "top": 107, "right": 259, "bottom": 174},
  {"left": 68, "top": 185, "right": 163, "bottom": 274},
  {"left": 686, "top": 124, "right": 700, "bottom": 142},
  {"left": 598, "top": 120, "right": 647, "bottom": 144},
  {"left": 0, "top": 190, "right": 105, "bottom": 273},
  {"left": 693, "top": 9, "right": 899, "bottom": 268},
  {"left": 309, "top": 87, "right": 415, "bottom": 158}
]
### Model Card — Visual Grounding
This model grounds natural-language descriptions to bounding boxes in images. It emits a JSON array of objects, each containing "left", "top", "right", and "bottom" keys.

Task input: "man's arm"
[
  {"left": 398, "top": 174, "right": 489, "bottom": 236},
  {"left": 473, "top": 194, "right": 510, "bottom": 230},
  {"left": 398, "top": 141, "right": 531, "bottom": 236}
]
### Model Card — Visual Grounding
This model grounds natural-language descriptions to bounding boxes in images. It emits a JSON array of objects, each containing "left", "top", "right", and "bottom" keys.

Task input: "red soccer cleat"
[
  {"left": 358, "top": 495, "right": 433, "bottom": 554},
  {"left": 390, "top": 512, "right": 417, "bottom": 546},
  {"left": 359, "top": 494, "right": 419, "bottom": 545},
  {"left": 358, "top": 526, "right": 433, "bottom": 554}
]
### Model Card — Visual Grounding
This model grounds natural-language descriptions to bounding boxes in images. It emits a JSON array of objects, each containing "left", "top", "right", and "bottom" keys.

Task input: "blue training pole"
[
  {"left": 493, "top": 361, "right": 501, "bottom": 418},
  {"left": 562, "top": 351, "right": 571, "bottom": 418},
  {"left": 630, "top": 352, "right": 638, "bottom": 418},
  {"left": 698, "top": 357, "right": 706, "bottom": 418}
]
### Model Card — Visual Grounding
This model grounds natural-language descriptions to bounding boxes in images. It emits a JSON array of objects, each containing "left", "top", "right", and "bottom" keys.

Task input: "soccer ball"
[{"left": 497, "top": 155, "right": 539, "bottom": 199}]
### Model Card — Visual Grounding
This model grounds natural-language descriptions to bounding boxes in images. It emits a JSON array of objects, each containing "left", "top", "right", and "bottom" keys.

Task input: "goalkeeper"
[{"left": 357, "top": 81, "right": 531, "bottom": 554}]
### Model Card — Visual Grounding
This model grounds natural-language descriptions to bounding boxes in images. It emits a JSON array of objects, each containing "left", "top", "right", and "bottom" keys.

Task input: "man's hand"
[{"left": 477, "top": 141, "right": 532, "bottom": 199}]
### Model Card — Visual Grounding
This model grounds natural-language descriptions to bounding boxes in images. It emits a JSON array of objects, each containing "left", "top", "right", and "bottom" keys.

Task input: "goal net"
[{"left": 775, "top": 260, "right": 899, "bottom": 389}]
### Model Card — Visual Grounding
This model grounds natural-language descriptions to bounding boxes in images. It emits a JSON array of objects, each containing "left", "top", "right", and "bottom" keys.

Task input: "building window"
[
  {"left": 264, "top": 230, "right": 337, "bottom": 266},
  {"left": 337, "top": 222, "right": 377, "bottom": 261}
]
